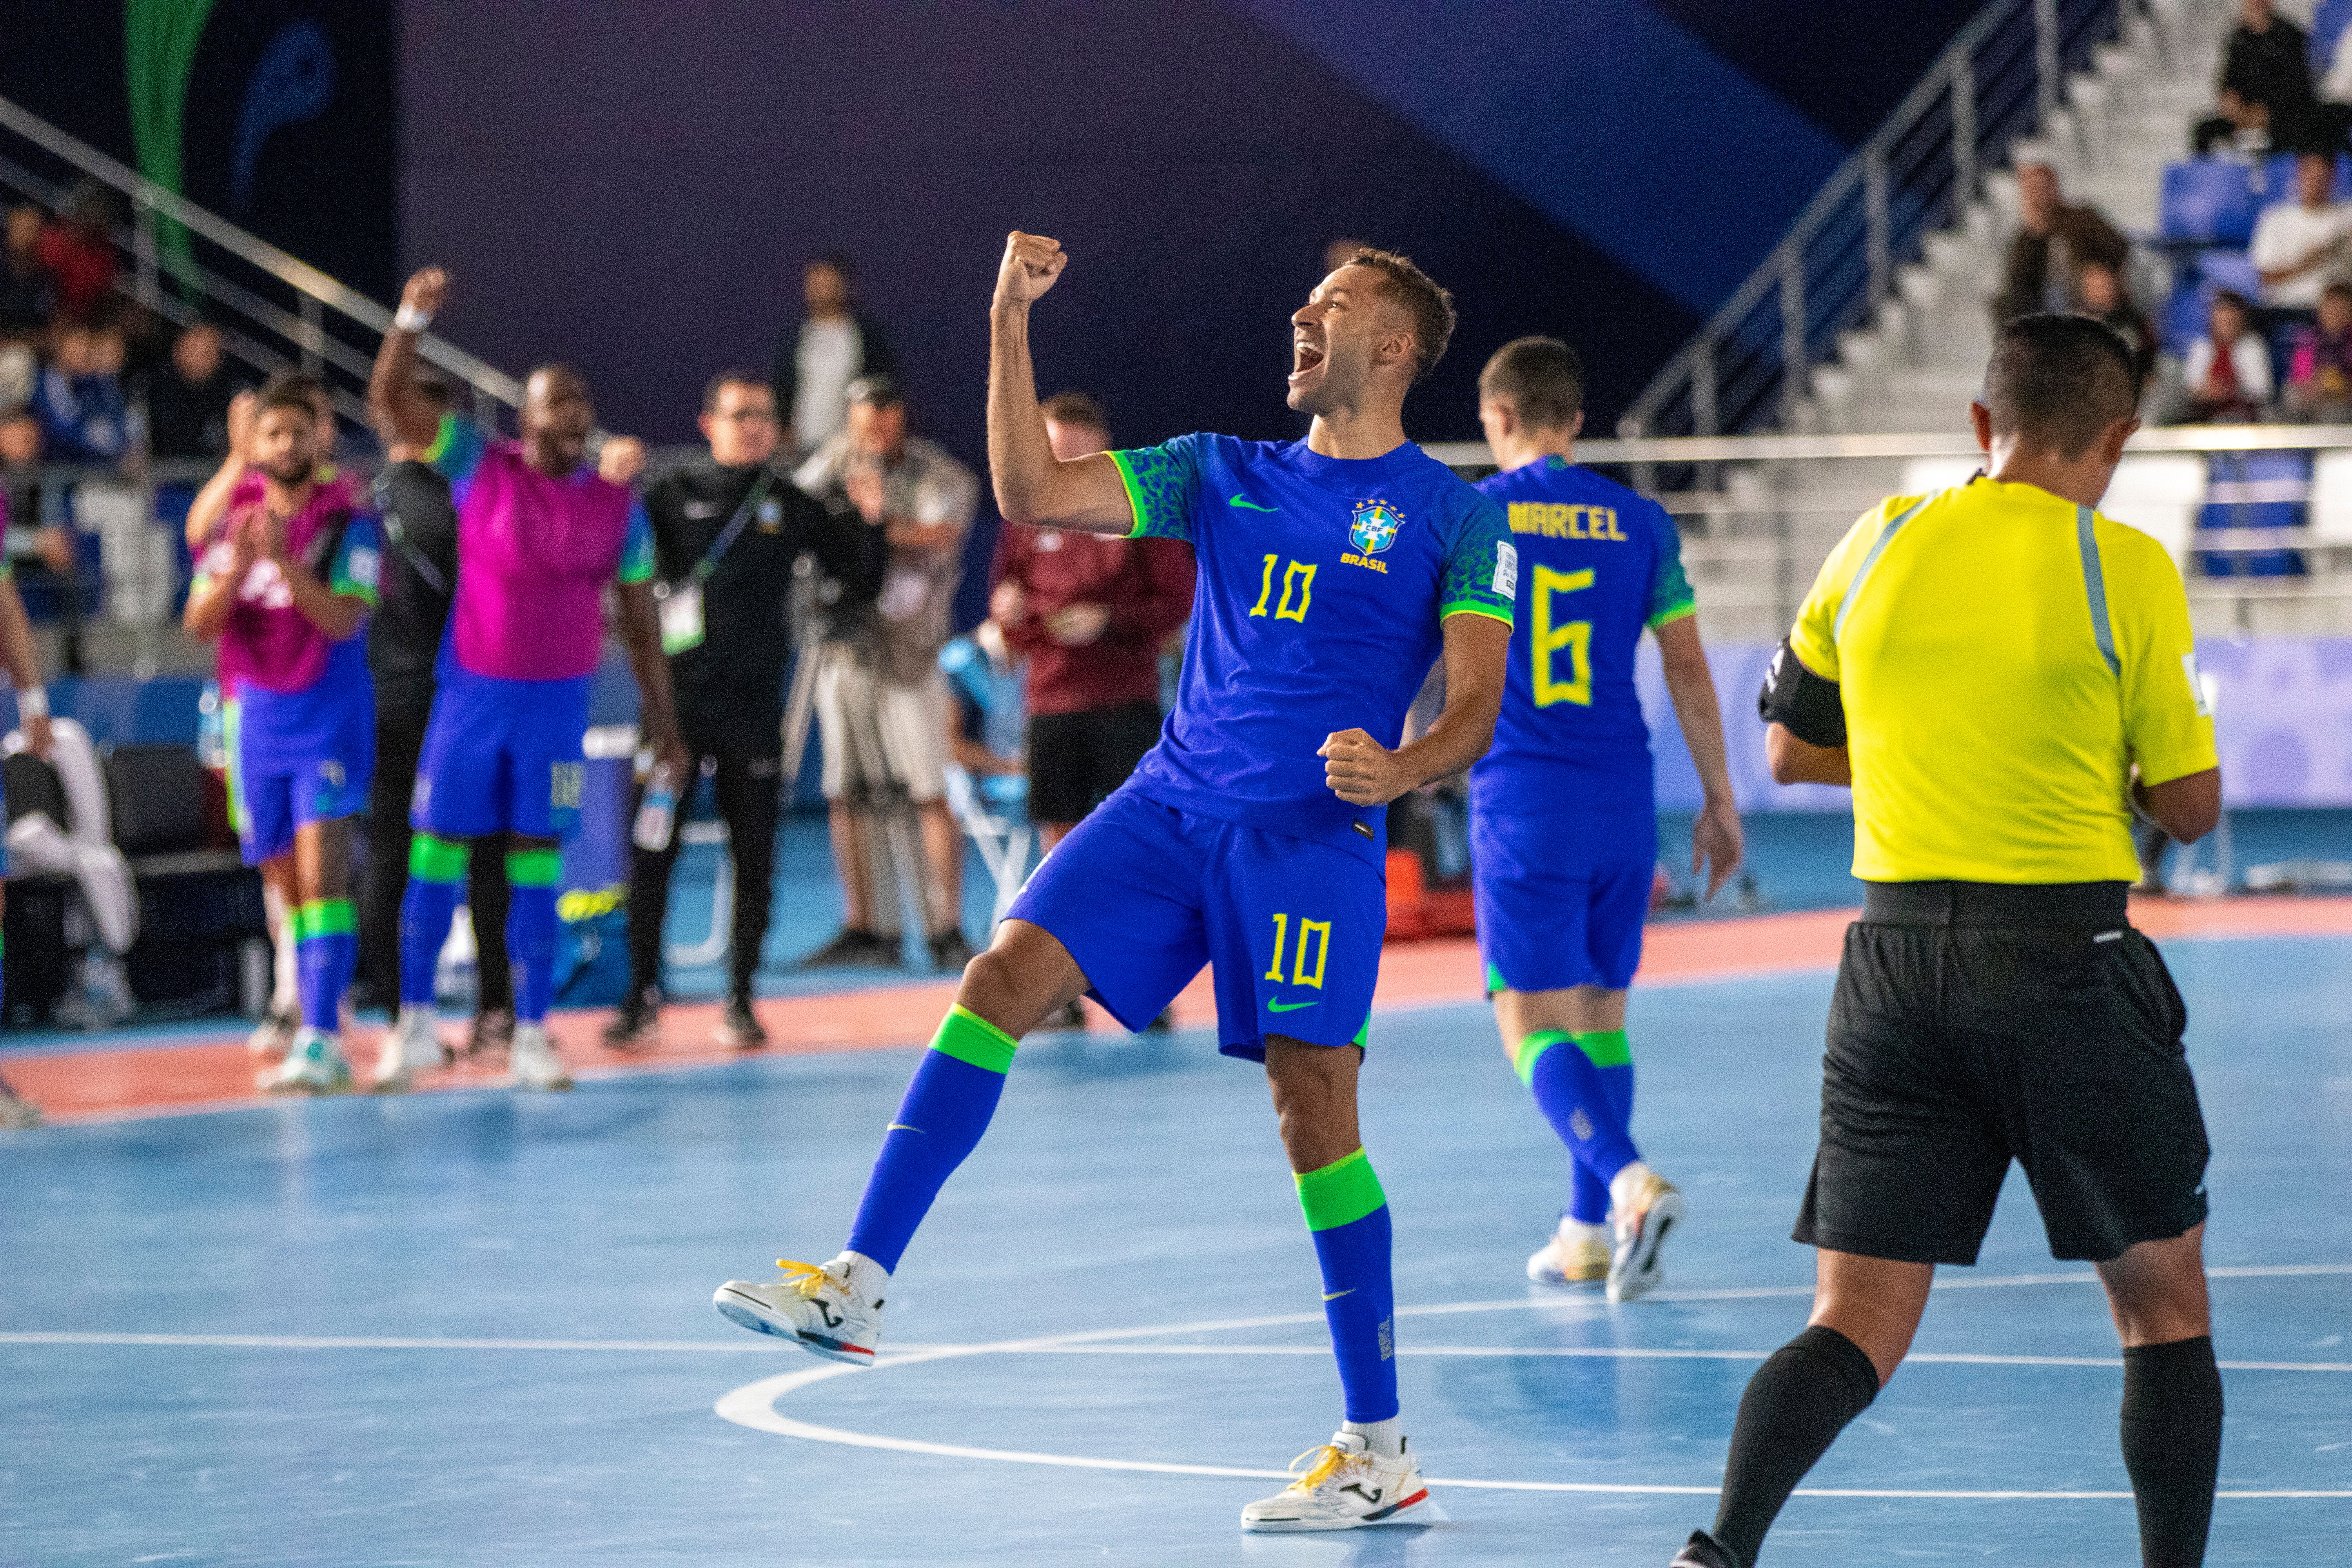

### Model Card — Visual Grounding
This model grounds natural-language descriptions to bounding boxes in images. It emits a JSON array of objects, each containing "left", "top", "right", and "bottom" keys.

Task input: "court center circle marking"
[{"left": 713, "top": 1265, "right": 2352, "bottom": 1501}]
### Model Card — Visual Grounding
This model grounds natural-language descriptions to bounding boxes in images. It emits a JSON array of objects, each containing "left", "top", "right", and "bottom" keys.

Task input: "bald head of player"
[
  {"left": 1970, "top": 313, "right": 2141, "bottom": 505},
  {"left": 1288, "top": 248, "right": 1455, "bottom": 423},
  {"left": 521, "top": 362, "right": 596, "bottom": 477}
]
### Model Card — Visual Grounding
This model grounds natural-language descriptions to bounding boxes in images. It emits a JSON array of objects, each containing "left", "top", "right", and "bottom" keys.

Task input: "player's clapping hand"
[
  {"left": 1320, "top": 728, "right": 1413, "bottom": 807},
  {"left": 226, "top": 390, "right": 258, "bottom": 464},
  {"left": 994, "top": 232, "right": 1067, "bottom": 310}
]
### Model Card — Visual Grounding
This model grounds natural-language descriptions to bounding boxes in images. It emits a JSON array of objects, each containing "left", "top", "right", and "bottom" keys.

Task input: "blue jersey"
[
  {"left": 1111, "top": 434, "right": 1514, "bottom": 864},
  {"left": 1468, "top": 457, "right": 1695, "bottom": 815}
]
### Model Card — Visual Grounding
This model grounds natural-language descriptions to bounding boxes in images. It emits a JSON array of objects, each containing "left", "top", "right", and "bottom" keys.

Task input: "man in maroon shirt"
[{"left": 988, "top": 391, "right": 1193, "bottom": 849}]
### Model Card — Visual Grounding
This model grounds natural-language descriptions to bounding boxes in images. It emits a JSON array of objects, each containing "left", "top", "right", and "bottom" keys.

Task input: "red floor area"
[{"left": 14, "top": 898, "right": 2351, "bottom": 1125}]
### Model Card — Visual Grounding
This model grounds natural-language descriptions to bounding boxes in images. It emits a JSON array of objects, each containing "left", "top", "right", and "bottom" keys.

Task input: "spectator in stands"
[
  {"left": 32, "top": 181, "right": 119, "bottom": 323},
  {"left": 1, "top": 205, "right": 56, "bottom": 337},
  {"left": 773, "top": 253, "right": 897, "bottom": 459},
  {"left": 988, "top": 391, "right": 1192, "bottom": 851},
  {"left": 2252, "top": 149, "right": 2352, "bottom": 310},
  {"left": 793, "top": 373, "right": 978, "bottom": 971},
  {"left": 2193, "top": 0, "right": 2320, "bottom": 156},
  {"left": 2285, "top": 279, "right": 2352, "bottom": 417},
  {"left": 2073, "top": 260, "right": 2158, "bottom": 391},
  {"left": 2177, "top": 289, "right": 2273, "bottom": 421},
  {"left": 1994, "top": 162, "right": 2129, "bottom": 326},
  {"left": 604, "top": 371, "right": 883, "bottom": 1052},
  {"left": 0, "top": 409, "right": 89, "bottom": 677},
  {"left": 29, "top": 318, "right": 129, "bottom": 466},
  {"left": 145, "top": 321, "right": 246, "bottom": 462},
  {"left": 2192, "top": 87, "right": 2278, "bottom": 158}
]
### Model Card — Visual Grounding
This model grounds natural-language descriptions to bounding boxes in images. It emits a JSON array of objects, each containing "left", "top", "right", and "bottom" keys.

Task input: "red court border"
[{"left": 14, "top": 899, "right": 2350, "bottom": 1126}]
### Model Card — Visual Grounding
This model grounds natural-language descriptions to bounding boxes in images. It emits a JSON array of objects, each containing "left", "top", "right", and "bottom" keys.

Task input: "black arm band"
[{"left": 1758, "top": 636, "right": 1847, "bottom": 748}]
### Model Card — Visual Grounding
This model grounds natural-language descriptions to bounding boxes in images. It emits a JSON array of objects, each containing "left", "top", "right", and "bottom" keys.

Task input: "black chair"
[{"left": 101, "top": 742, "right": 263, "bottom": 1013}]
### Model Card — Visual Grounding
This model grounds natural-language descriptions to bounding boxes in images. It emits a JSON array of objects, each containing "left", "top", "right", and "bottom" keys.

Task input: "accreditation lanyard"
[{"left": 655, "top": 468, "right": 777, "bottom": 655}]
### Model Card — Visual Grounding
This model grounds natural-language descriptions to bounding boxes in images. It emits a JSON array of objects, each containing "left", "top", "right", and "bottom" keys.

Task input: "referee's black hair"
[{"left": 1982, "top": 313, "right": 2139, "bottom": 459}]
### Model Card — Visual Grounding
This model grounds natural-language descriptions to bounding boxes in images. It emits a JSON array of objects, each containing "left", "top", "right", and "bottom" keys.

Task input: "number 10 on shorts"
[{"left": 1264, "top": 913, "right": 1331, "bottom": 989}]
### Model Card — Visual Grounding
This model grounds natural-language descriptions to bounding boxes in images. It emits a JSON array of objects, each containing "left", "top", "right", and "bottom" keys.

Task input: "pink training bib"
[
  {"left": 449, "top": 442, "right": 633, "bottom": 681},
  {"left": 205, "top": 479, "right": 367, "bottom": 695}
]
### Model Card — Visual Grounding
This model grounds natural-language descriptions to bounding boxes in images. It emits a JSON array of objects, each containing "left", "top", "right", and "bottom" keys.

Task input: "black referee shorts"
[
  {"left": 1026, "top": 699, "right": 1164, "bottom": 826},
  {"left": 1794, "top": 881, "right": 2210, "bottom": 1267}
]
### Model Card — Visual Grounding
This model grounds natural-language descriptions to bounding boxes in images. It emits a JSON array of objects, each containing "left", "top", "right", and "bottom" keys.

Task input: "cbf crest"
[{"left": 1349, "top": 499, "right": 1405, "bottom": 555}]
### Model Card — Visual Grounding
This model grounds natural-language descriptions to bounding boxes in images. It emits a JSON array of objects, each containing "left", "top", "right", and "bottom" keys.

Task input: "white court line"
[{"left": 710, "top": 1264, "right": 2352, "bottom": 1501}]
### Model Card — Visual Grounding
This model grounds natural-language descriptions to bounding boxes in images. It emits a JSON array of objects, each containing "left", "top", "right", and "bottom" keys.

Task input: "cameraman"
[{"left": 604, "top": 372, "right": 882, "bottom": 1049}]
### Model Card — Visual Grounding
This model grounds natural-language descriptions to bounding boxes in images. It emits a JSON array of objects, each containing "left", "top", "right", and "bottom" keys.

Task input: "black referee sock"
[
  {"left": 1710, "top": 1325, "right": 1880, "bottom": 1567},
  {"left": 2120, "top": 1335, "right": 2224, "bottom": 1568}
]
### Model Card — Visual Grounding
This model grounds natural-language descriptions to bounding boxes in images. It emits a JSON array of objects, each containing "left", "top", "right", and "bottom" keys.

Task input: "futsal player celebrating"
[
  {"left": 1671, "top": 316, "right": 2224, "bottom": 1568},
  {"left": 1470, "top": 338, "right": 1741, "bottom": 1301},
  {"left": 183, "top": 374, "right": 380, "bottom": 1093},
  {"left": 370, "top": 267, "right": 687, "bottom": 1093},
  {"left": 715, "top": 233, "right": 1516, "bottom": 1532}
]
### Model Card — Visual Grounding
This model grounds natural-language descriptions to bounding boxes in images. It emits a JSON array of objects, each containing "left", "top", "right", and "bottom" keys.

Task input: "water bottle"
[
  {"left": 197, "top": 680, "right": 227, "bottom": 770},
  {"left": 633, "top": 763, "right": 677, "bottom": 853}
]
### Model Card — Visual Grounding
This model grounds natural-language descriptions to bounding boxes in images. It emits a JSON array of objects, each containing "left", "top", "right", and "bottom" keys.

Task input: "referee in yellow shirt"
[{"left": 1671, "top": 316, "right": 2224, "bottom": 1568}]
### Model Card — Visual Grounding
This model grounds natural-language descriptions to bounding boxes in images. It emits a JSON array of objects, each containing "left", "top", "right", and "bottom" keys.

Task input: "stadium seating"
[
  {"left": 100, "top": 742, "right": 264, "bottom": 1013},
  {"left": 2160, "top": 160, "right": 2261, "bottom": 246}
]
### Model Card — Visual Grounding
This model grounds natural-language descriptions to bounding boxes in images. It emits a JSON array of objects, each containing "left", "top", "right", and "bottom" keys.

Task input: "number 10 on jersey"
[{"left": 1249, "top": 555, "right": 1316, "bottom": 622}]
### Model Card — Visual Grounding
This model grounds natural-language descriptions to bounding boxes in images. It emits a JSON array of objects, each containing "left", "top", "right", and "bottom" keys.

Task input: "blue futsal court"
[{"left": 4, "top": 923, "right": 2347, "bottom": 1564}]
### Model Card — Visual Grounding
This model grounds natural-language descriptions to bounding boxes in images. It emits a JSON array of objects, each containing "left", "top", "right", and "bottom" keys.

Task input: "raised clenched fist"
[
  {"left": 994, "top": 232, "right": 1067, "bottom": 310},
  {"left": 401, "top": 266, "right": 449, "bottom": 317}
]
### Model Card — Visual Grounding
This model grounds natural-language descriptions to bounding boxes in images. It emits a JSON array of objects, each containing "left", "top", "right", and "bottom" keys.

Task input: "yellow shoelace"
[
  {"left": 775, "top": 1259, "right": 834, "bottom": 1298},
  {"left": 1286, "top": 1445, "right": 1348, "bottom": 1493}
]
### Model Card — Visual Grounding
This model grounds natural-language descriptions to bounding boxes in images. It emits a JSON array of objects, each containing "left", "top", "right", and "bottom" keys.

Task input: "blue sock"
[
  {"left": 294, "top": 899, "right": 357, "bottom": 1032},
  {"left": 1298, "top": 1149, "right": 1399, "bottom": 1423},
  {"left": 505, "top": 847, "right": 563, "bottom": 1024},
  {"left": 1517, "top": 1030, "right": 1640, "bottom": 1218},
  {"left": 399, "top": 836, "right": 465, "bottom": 1008},
  {"left": 845, "top": 1006, "right": 1016, "bottom": 1272}
]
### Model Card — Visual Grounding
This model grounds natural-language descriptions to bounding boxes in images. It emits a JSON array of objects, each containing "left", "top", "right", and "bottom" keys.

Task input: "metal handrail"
[
  {"left": 1425, "top": 422, "right": 2352, "bottom": 468},
  {"left": 1620, "top": 0, "right": 2136, "bottom": 441},
  {"left": 0, "top": 92, "right": 520, "bottom": 416}
]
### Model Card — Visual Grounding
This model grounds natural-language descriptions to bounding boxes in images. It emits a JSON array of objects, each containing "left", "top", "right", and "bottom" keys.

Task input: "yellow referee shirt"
[{"left": 1789, "top": 475, "right": 2217, "bottom": 884}]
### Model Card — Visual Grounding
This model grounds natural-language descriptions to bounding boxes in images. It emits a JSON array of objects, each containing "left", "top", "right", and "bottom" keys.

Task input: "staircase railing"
[
  {"left": 1619, "top": 0, "right": 2136, "bottom": 441},
  {"left": 0, "top": 92, "right": 518, "bottom": 434}
]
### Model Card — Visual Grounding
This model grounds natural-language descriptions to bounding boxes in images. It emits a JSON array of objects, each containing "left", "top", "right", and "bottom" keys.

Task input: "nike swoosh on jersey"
[
  {"left": 1269, "top": 998, "right": 1319, "bottom": 1012},
  {"left": 1227, "top": 495, "right": 1279, "bottom": 512},
  {"left": 1322, "top": 1288, "right": 1355, "bottom": 1301},
  {"left": 886, "top": 1123, "right": 924, "bottom": 1134}
]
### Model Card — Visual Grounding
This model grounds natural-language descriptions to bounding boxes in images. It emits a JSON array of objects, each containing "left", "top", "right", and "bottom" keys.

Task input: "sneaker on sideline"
[
  {"left": 1528, "top": 1219, "right": 1612, "bottom": 1285},
  {"left": 372, "top": 1008, "right": 445, "bottom": 1094},
  {"left": 1609, "top": 1169, "right": 1684, "bottom": 1303},
  {"left": 601, "top": 987, "right": 662, "bottom": 1052},
  {"left": 247, "top": 1006, "right": 299, "bottom": 1061},
  {"left": 258, "top": 1028, "right": 352, "bottom": 1094},
  {"left": 715, "top": 992, "right": 768, "bottom": 1051},
  {"left": 797, "top": 927, "right": 896, "bottom": 970},
  {"left": 505, "top": 1023, "right": 572, "bottom": 1091}
]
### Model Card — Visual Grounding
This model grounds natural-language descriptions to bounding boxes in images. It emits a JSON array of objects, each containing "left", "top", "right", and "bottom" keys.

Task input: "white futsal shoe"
[
  {"left": 371, "top": 1008, "right": 445, "bottom": 1094},
  {"left": 714, "top": 1257, "right": 885, "bottom": 1364},
  {"left": 1608, "top": 1166, "right": 1684, "bottom": 1303},
  {"left": 1240, "top": 1432, "right": 1431, "bottom": 1532},
  {"left": 1527, "top": 1218, "right": 1614, "bottom": 1285},
  {"left": 504, "top": 1022, "right": 572, "bottom": 1091},
  {"left": 256, "top": 1028, "right": 352, "bottom": 1094},
  {"left": 247, "top": 1005, "right": 298, "bottom": 1062}
]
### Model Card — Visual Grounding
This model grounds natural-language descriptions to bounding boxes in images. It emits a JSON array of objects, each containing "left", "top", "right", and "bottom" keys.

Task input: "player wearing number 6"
[
  {"left": 1471, "top": 338, "right": 1742, "bottom": 1302},
  {"left": 714, "top": 234, "right": 1515, "bottom": 1532}
]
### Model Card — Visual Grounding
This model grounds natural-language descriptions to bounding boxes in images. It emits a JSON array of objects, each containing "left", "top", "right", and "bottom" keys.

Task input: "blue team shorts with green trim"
[
  {"left": 1007, "top": 787, "right": 1382, "bottom": 1062},
  {"left": 234, "top": 697, "right": 374, "bottom": 866},
  {"left": 1472, "top": 805, "right": 1656, "bottom": 994},
  {"left": 411, "top": 666, "right": 590, "bottom": 841}
]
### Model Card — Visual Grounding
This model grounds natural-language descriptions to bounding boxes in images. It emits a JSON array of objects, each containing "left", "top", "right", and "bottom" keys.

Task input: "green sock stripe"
[
  {"left": 1573, "top": 1029, "right": 1632, "bottom": 1068},
  {"left": 293, "top": 900, "right": 356, "bottom": 940},
  {"left": 409, "top": 834, "right": 467, "bottom": 882},
  {"left": 931, "top": 1004, "right": 1018, "bottom": 1074},
  {"left": 1513, "top": 1029, "right": 1573, "bottom": 1088},
  {"left": 1295, "top": 1147, "right": 1386, "bottom": 1231},
  {"left": 506, "top": 848, "right": 563, "bottom": 887}
]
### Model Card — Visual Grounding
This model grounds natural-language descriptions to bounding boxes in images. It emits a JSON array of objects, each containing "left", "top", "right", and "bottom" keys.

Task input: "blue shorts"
[
  {"left": 232, "top": 699, "right": 374, "bottom": 867},
  {"left": 1471, "top": 806, "right": 1656, "bottom": 994},
  {"left": 1007, "top": 788, "right": 1384, "bottom": 1062},
  {"left": 411, "top": 667, "right": 590, "bottom": 842}
]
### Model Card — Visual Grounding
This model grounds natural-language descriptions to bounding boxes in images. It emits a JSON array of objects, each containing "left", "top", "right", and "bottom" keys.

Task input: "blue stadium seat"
[
  {"left": 2161, "top": 161, "right": 2259, "bottom": 244},
  {"left": 2199, "top": 450, "right": 2310, "bottom": 578},
  {"left": 2317, "top": 0, "right": 2352, "bottom": 67}
]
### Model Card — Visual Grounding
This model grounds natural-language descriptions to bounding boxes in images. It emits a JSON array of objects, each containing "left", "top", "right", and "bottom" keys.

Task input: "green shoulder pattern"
[
  {"left": 1646, "top": 506, "right": 1696, "bottom": 628},
  {"left": 1108, "top": 436, "right": 1203, "bottom": 543},
  {"left": 1437, "top": 493, "right": 1515, "bottom": 626}
]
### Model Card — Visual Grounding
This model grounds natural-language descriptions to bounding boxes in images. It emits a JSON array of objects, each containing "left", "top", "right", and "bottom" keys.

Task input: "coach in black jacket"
[{"left": 603, "top": 371, "right": 884, "bottom": 1051}]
